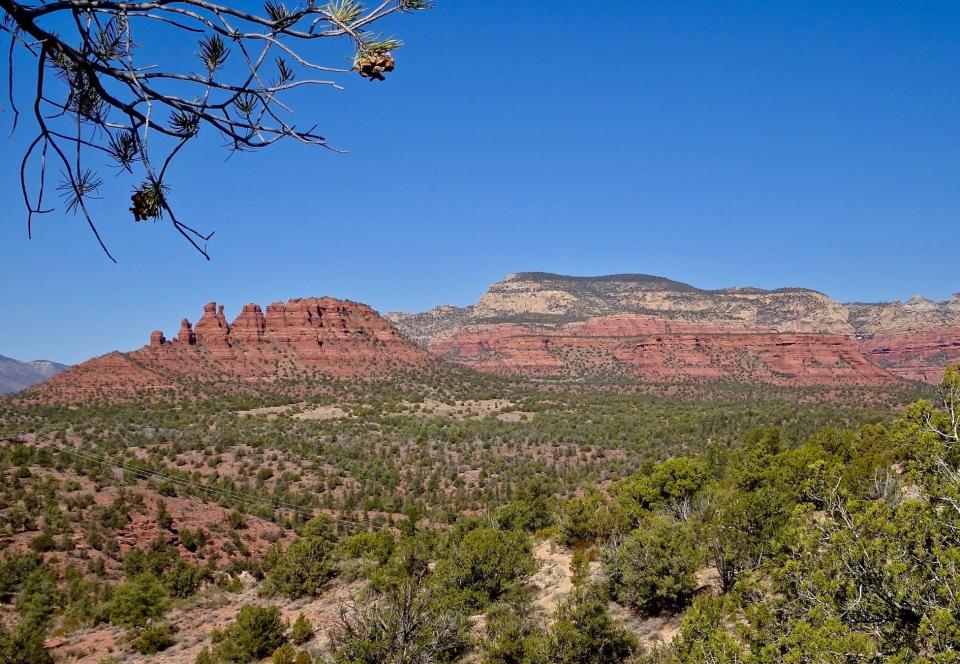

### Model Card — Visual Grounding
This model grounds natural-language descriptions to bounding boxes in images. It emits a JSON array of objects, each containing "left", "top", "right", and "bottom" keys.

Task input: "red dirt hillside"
[{"left": 25, "top": 297, "right": 432, "bottom": 403}]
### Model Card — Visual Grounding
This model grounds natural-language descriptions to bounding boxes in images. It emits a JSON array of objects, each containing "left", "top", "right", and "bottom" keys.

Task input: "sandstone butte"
[
  {"left": 388, "top": 272, "right": 960, "bottom": 386},
  {"left": 25, "top": 297, "right": 433, "bottom": 403}
]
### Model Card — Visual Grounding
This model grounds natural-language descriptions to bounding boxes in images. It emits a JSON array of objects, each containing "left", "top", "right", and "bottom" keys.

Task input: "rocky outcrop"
[
  {"left": 194, "top": 302, "right": 231, "bottom": 346},
  {"left": 230, "top": 304, "right": 266, "bottom": 344},
  {"left": 856, "top": 328, "right": 960, "bottom": 383},
  {"left": 26, "top": 297, "right": 433, "bottom": 403},
  {"left": 176, "top": 319, "right": 196, "bottom": 345},
  {"left": 389, "top": 273, "right": 858, "bottom": 342},
  {"left": 431, "top": 316, "right": 896, "bottom": 386},
  {"left": 390, "top": 273, "right": 960, "bottom": 385},
  {"left": 847, "top": 295, "right": 960, "bottom": 335},
  {"left": 847, "top": 295, "right": 960, "bottom": 382}
]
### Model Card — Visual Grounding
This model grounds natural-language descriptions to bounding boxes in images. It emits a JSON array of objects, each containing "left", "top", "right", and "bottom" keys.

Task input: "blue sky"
[{"left": 1, "top": 1, "right": 958, "bottom": 364}]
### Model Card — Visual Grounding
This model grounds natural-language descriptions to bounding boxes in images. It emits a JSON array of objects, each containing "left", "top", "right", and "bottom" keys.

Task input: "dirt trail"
[{"left": 531, "top": 539, "right": 575, "bottom": 619}]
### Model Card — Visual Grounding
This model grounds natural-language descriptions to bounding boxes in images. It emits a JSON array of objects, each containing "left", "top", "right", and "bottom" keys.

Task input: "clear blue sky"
[{"left": 1, "top": 1, "right": 958, "bottom": 364}]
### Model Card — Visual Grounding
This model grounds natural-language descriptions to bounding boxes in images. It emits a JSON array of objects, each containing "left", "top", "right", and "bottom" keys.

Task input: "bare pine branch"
[{"left": 0, "top": 0, "right": 429, "bottom": 260}]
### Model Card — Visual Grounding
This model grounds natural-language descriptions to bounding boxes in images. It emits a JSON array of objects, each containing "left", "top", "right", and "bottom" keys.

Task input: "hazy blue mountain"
[{"left": 0, "top": 354, "right": 68, "bottom": 395}]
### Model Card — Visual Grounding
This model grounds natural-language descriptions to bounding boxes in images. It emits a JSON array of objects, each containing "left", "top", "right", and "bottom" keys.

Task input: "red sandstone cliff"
[
  {"left": 430, "top": 316, "right": 898, "bottom": 386},
  {"left": 27, "top": 297, "right": 433, "bottom": 403},
  {"left": 390, "top": 273, "right": 960, "bottom": 385}
]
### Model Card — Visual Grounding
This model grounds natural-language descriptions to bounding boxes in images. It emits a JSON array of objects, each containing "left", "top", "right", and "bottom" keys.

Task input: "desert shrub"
[
  {"left": 16, "top": 567, "right": 59, "bottom": 629},
  {"left": 492, "top": 496, "right": 554, "bottom": 533},
  {"left": 708, "top": 481, "right": 790, "bottom": 592},
  {"left": 164, "top": 559, "right": 212, "bottom": 598},
  {"left": 481, "top": 603, "right": 540, "bottom": 664},
  {"left": 290, "top": 613, "right": 314, "bottom": 644},
  {"left": 122, "top": 541, "right": 180, "bottom": 577},
  {"left": 570, "top": 548, "right": 591, "bottom": 586},
  {"left": 368, "top": 531, "right": 436, "bottom": 594},
  {"left": 557, "top": 490, "right": 626, "bottom": 545},
  {"left": 329, "top": 579, "right": 467, "bottom": 664},
  {"left": 436, "top": 527, "right": 537, "bottom": 609},
  {"left": 654, "top": 595, "right": 742, "bottom": 664},
  {"left": 213, "top": 604, "right": 286, "bottom": 662},
  {"left": 606, "top": 516, "right": 704, "bottom": 613},
  {"left": 133, "top": 622, "right": 175, "bottom": 654},
  {"left": 338, "top": 530, "right": 395, "bottom": 565},
  {"left": 266, "top": 535, "right": 334, "bottom": 598},
  {"left": 0, "top": 553, "right": 42, "bottom": 602},
  {"left": 180, "top": 527, "right": 209, "bottom": 553},
  {"left": 272, "top": 642, "right": 296, "bottom": 664},
  {"left": 540, "top": 587, "right": 634, "bottom": 664},
  {"left": 29, "top": 532, "right": 55, "bottom": 553},
  {"left": 228, "top": 511, "right": 246, "bottom": 530},
  {"left": 107, "top": 573, "right": 170, "bottom": 628},
  {"left": 616, "top": 456, "right": 709, "bottom": 522},
  {"left": 0, "top": 621, "right": 54, "bottom": 664},
  {"left": 155, "top": 501, "right": 173, "bottom": 531}
]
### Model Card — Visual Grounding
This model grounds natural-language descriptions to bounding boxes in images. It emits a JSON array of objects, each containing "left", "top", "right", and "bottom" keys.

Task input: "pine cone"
[
  {"left": 130, "top": 186, "right": 164, "bottom": 222},
  {"left": 354, "top": 53, "right": 395, "bottom": 81},
  {"left": 130, "top": 191, "right": 150, "bottom": 222}
]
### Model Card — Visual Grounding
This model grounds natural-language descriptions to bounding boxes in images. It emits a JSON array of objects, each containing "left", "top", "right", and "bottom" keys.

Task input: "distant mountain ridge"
[
  {"left": 389, "top": 272, "right": 960, "bottom": 384},
  {"left": 0, "top": 355, "right": 68, "bottom": 395}
]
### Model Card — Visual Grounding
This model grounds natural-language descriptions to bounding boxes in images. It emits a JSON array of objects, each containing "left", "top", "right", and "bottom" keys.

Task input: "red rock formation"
[
  {"left": 230, "top": 304, "right": 266, "bottom": 343},
  {"left": 430, "top": 315, "right": 900, "bottom": 386},
  {"left": 175, "top": 319, "right": 196, "bottom": 345},
  {"left": 25, "top": 298, "right": 433, "bottom": 404},
  {"left": 856, "top": 327, "right": 960, "bottom": 383},
  {"left": 391, "top": 273, "right": 960, "bottom": 385},
  {"left": 194, "top": 302, "right": 230, "bottom": 346}
]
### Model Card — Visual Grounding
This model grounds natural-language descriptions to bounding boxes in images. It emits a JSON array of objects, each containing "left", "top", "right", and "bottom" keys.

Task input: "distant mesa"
[
  {"left": 388, "top": 272, "right": 960, "bottom": 385},
  {"left": 23, "top": 297, "right": 432, "bottom": 404}
]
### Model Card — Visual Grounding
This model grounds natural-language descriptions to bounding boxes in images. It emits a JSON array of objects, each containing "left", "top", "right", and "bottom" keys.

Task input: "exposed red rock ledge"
[
  {"left": 26, "top": 297, "right": 432, "bottom": 403},
  {"left": 390, "top": 273, "right": 960, "bottom": 385},
  {"left": 856, "top": 327, "right": 960, "bottom": 383},
  {"left": 431, "top": 316, "right": 900, "bottom": 386}
]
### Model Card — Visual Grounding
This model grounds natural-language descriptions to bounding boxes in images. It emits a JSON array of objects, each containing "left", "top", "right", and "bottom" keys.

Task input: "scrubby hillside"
[{"left": 0, "top": 363, "right": 954, "bottom": 662}]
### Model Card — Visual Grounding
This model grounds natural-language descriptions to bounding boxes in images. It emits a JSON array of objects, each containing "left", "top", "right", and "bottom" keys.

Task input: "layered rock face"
[
  {"left": 390, "top": 273, "right": 960, "bottom": 385},
  {"left": 845, "top": 295, "right": 960, "bottom": 383},
  {"left": 29, "top": 297, "right": 432, "bottom": 403},
  {"left": 429, "top": 317, "right": 895, "bottom": 386}
]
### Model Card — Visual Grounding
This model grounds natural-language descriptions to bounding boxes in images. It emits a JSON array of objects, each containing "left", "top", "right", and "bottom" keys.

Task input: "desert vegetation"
[{"left": 0, "top": 365, "right": 953, "bottom": 661}]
